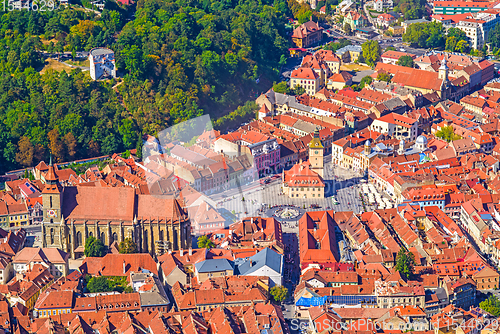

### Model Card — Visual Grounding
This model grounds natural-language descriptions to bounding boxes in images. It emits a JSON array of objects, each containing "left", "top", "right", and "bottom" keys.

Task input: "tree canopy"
[
  {"left": 344, "top": 23, "right": 352, "bottom": 35},
  {"left": 87, "top": 276, "right": 112, "bottom": 293},
  {"left": 273, "top": 81, "right": 291, "bottom": 94},
  {"left": 324, "top": 39, "right": 351, "bottom": 52},
  {"left": 119, "top": 238, "right": 138, "bottom": 254},
  {"left": 436, "top": 125, "right": 461, "bottom": 142},
  {"left": 445, "top": 28, "right": 470, "bottom": 53},
  {"left": 395, "top": 248, "right": 416, "bottom": 280},
  {"left": 480, "top": 295, "right": 500, "bottom": 317},
  {"left": 361, "top": 40, "right": 382, "bottom": 67},
  {"left": 359, "top": 76, "right": 373, "bottom": 89},
  {"left": 377, "top": 72, "right": 391, "bottom": 82},
  {"left": 197, "top": 235, "right": 215, "bottom": 249},
  {"left": 403, "top": 22, "right": 445, "bottom": 49},
  {"left": 0, "top": 0, "right": 291, "bottom": 173},
  {"left": 397, "top": 55, "right": 414, "bottom": 68},
  {"left": 394, "top": 0, "right": 426, "bottom": 19},
  {"left": 270, "top": 285, "right": 288, "bottom": 303},
  {"left": 84, "top": 236, "right": 105, "bottom": 257},
  {"left": 488, "top": 23, "right": 500, "bottom": 49}
]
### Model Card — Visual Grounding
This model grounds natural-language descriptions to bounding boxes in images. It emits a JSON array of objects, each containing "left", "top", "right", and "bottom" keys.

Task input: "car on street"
[{"left": 331, "top": 197, "right": 339, "bottom": 205}]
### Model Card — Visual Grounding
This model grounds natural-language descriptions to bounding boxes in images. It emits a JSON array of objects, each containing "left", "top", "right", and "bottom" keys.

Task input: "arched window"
[
  {"left": 76, "top": 231, "right": 82, "bottom": 247},
  {"left": 89, "top": 232, "right": 93, "bottom": 238},
  {"left": 50, "top": 196, "right": 52, "bottom": 208},
  {"left": 100, "top": 232, "right": 105, "bottom": 244},
  {"left": 112, "top": 232, "right": 117, "bottom": 243},
  {"left": 68, "top": 234, "right": 71, "bottom": 244},
  {"left": 50, "top": 229, "right": 54, "bottom": 244},
  {"left": 159, "top": 230, "right": 163, "bottom": 241},
  {"left": 144, "top": 230, "right": 148, "bottom": 252}
]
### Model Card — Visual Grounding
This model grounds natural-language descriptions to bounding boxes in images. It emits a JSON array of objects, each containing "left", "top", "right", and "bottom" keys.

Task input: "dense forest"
[{"left": 0, "top": 0, "right": 292, "bottom": 173}]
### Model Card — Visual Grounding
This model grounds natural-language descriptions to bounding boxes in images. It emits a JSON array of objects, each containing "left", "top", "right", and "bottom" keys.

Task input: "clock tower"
[
  {"left": 309, "top": 128, "right": 324, "bottom": 178},
  {"left": 41, "top": 156, "right": 65, "bottom": 249}
]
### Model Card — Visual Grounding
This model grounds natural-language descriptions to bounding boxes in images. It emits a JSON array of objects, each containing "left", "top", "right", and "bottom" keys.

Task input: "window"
[{"left": 76, "top": 231, "right": 82, "bottom": 247}]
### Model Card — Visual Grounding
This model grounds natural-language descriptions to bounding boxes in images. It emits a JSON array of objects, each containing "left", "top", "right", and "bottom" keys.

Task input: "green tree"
[
  {"left": 118, "top": 119, "right": 136, "bottom": 149},
  {"left": 0, "top": 0, "right": 293, "bottom": 174},
  {"left": 84, "top": 236, "right": 105, "bottom": 258},
  {"left": 395, "top": 248, "right": 416, "bottom": 280},
  {"left": 293, "top": 85, "right": 306, "bottom": 95},
  {"left": 403, "top": 22, "right": 445, "bottom": 49},
  {"left": 436, "top": 126, "right": 461, "bottom": 142},
  {"left": 359, "top": 76, "right": 373, "bottom": 89},
  {"left": 119, "top": 238, "right": 138, "bottom": 254},
  {"left": 48, "top": 129, "right": 64, "bottom": 163},
  {"left": 16, "top": 137, "right": 35, "bottom": 167},
  {"left": 270, "top": 285, "right": 288, "bottom": 303},
  {"left": 324, "top": 39, "right": 351, "bottom": 52},
  {"left": 197, "top": 235, "right": 215, "bottom": 249},
  {"left": 489, "top": 23, "right": 500, "bottom": 48},
  {"left": 298, "top": 10, "right": 313, "bottom": 24},
  {"left": 397, "top": 55, "right": 414, "bottom": 68},
  {"left": 397, "top": 0, "right": 426, "bottom": 19},
  {"left": 273, "top": 82, "right": 291, "bottom": 94},
  {"left": 377, "top": 72, "right": 391, "bottom": 82},
  {"left": 361, "top": 40, "right": 382, "bottom": 67},
  {"left": 456, "top": 40, "right": 470, "bottom": 53},
  {"left": 344, "top": 23, "right": 352, "bottom": 35},
  {"left": 445, "top": 36, "right": 458, "bottom": 52},
  {"left": 87, "top": 276, "right": 112, "bottom": 293},
  {"left": 101, "top": 134, "right": 120, "bottom": 155},
  {"left": 480, "top": 295, "right": 500, "bottom": 317}
]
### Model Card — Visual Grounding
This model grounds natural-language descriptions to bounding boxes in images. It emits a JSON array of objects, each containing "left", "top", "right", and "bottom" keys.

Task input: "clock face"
[
  {"left": 315, "top": 151, "right": 319, "bottom": 154},
  {"left": 48, "top": 210, "right": 57, "bottom": 218}
]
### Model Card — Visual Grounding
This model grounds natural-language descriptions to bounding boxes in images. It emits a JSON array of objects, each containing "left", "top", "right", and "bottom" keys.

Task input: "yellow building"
[
  {"left": 34, "top": 290, "right": 74, "bottom": 318},
  {"left": 7, "top": 203, "right": 29, "bottom": 227},
  {"left": 290, "top": 67, "right": 321, "bottom": 96},
  {"left": 389, "top": 25, "right": 405, "bottom": 36},
  {"left": 283, "top": 129, "right": 325, "bottom": 199}
]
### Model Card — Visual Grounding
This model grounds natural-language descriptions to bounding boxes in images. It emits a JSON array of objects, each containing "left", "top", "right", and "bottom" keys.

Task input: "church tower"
[
  {"left": 438, "top": 56, "right": 449, "bottom": 81},
  {"left": 309, "top": 129, "right": 324, "bottom": 178},
  {"left": 364, "top": 140, "right": 371, "bottom": 155},
  {"left": 42, "top": 157, "right": 65, "bottom": 250}
]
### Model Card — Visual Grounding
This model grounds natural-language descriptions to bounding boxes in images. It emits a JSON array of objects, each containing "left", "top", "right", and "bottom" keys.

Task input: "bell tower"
[
  {"left": 42, "top": 156, "right": 64, "bottom": 249},
  {"left": 309, "top": 129, "right": 324, "bottom": 178}
]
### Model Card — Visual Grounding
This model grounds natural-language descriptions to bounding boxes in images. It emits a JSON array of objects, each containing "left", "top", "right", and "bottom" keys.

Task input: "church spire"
[{"left": 45, "top": 156, "right": 58, "bottom": 184}]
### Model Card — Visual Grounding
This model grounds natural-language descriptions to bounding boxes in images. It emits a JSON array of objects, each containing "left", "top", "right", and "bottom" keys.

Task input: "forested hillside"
[{"left": 0, "top": 0, "right": 291, "bottom": 173}]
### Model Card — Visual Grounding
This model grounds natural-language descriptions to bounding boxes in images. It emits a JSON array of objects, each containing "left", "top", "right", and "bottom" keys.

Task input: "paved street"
[
  {"left": 215, "top": 158, "right": 366, "bottom": 226},
  {"left": 282, "top": 233, "right": 300, "bottom": 319}
]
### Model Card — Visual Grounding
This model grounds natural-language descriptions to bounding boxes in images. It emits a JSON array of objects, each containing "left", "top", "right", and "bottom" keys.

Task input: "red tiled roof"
[{"left": 80, "top": 254, "right": 158, "bottom": 278}]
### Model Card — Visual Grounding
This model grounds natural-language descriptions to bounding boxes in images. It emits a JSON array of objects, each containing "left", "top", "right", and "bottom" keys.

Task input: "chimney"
[
  {"left": 180, "top": 249, "right": 184, "bottom": 257},
  {"left": 189, "top": 248, "right": 192, "bottom": 256},
  {"left": 250, "top": 261, "right": 253, "bottom": 267},
  {"left": 123, "top": 261, "right": 126, "bottom": 275},
  {"left": 168, "top": 249, "right": 172, "bottom": 254}
]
